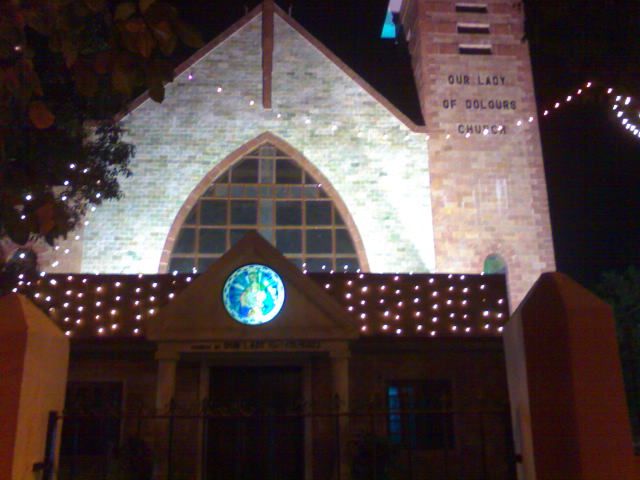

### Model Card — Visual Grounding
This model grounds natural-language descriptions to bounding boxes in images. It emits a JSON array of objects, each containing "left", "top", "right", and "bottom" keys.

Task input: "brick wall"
[
  {"left": 400, "top": 0, "right": 555, "bottom": 306},
  {"left": 77, "top": 13, "right": 436, "bottom": 275}
]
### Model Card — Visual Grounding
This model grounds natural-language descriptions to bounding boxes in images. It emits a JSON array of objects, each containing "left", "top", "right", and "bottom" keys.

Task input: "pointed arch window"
[{"left": 168, "top": 143, "right": 360, "bottom": 273}]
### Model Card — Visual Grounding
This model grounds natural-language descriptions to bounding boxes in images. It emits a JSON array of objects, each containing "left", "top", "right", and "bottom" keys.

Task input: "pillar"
[
  {"left": 504, "top": 273, "right": 640, "bottom": 479},
  {"left": 330, "top": 349, "right": 350, "bottom": 480},
  {"left": 155, "top": 352, "right": 178, "bottom": 413},
  {"left": 153, "top": 348, "right": 179, "bottom": 480},
  {"left": 0, "top": 294, "right": 69, "bottom": 480}
]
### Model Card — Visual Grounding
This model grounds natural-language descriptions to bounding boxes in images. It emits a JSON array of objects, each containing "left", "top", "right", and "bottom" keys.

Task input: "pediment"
[{"left": 148, "top": 232, "right": 358, "bottom": 342}]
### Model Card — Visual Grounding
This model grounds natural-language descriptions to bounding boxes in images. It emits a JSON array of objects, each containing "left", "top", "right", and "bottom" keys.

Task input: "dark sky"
[{"left": 176, "top": 0, "right": 640, "bottom": 289}]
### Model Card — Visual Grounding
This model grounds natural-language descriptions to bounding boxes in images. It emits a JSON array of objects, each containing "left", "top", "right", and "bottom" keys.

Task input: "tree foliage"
[
  {"left": 596, "top": 266, "right": 640, "bottom": 443},
  {"left": 0, "top": 0, "right": 203, "bottom": 248},
  {"left": 597, "top": 266, "right": 640, "bottom": 328}
]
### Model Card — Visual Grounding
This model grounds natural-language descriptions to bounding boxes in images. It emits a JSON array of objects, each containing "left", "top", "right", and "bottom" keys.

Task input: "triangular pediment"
[
  {"left": 149, "top": 232, "right": 358, "bottom": 343},
  {"left": 119, "top": 3, "right": 422, "bottom": 132}
]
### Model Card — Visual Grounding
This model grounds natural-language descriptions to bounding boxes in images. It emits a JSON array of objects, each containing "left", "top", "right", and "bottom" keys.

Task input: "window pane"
[
  {"left": 184, "top": 206, "right": 197, "bottom": 225},
  {"left": 303, "top": 185, "right": 320, "bottom": 199},
  {"left": 289, "top": 257, "right": 304, "bottom": 269},
  {"left": 170, "top": 143, "right": 360, "bottom": 273},
  {"left": 214, "top": 171, "right": 229, "bottom": 184},
  {"left": 199, "top": 230, "right": 226, "bottom": 253},
  {"left": 260, "top": 200, "right": 273, "bottom": 225},
  {"left": 306, "top": 201, "right": 332, "bottom": 225},
  {"left": 387, "top": 381, "right": 454, "bottom": 450},
  {"left": 305, "top": 172, "right": 319, "bottom": 185},
  {"left": 259, "top": 228, "right": 274, "bottom": 244},
  {"left": 337, "top": 257, "right": 359, "bottom": 271},
  {"left": 213, "top": 185, "right": 227, "bottom": 197},
  {"left": 306, "top": 229, "right": 332, "bottom": 253},
  {"left": 260, "top": 159, "right": 274, "bottom": 184},
  {"left": 230, "top": 200, "right": 257, "bottom": 225},
  {"left": 230, "top": 229, "right": 255, "bottom": 246},
  {"left": 231, "top": 159, "right": 258, "bottom": 183},
  {"left": 168, "top": 257, "right": 195, "bottom": 273},
  {"left": 276, "top": 159, "right": 302, "bottom": 184},
  {"left": 276, "top": 201, "right": 302, "bottom": 225},
  {"left": 197, "top": 257, "right": 217, "bottom": 272},
  {"left": 336, "top": 229, "right": 355, "bottom": 253},
  {"left": 230, "top": 185, "right": 245, "bottom": 197},
  {"left": 259, "top": 144, "right": 278, "bottom": 157},
  {"left": 304, "top": 257, "right": 332, "bottom": 272},
  {"left": 243, "top": 186, "right": 259, "bottom": 198},
  {"left": 276, "top": 230, "right": 302, "bottom": 253},
  {"left": 173, "top": 228, "right": 195, "bottom": 253},
  {"left": 200, "top": 200, "right": 227, "bottom": 225}
]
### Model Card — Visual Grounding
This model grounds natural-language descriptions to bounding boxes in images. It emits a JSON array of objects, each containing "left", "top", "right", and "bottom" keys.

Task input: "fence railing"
[{"left": 43, "top": 404, "right": 516, "bottom": 480}]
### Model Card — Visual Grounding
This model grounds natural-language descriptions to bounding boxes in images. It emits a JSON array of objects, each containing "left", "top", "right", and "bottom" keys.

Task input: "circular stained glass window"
[{"left": 222, "top": 264, "right": 285, "bottom": 325}]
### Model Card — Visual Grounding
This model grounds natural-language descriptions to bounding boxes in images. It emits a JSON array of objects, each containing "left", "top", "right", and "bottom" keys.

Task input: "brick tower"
[{"left": 399, "top": 0, "right": 555, "bottom": 306}]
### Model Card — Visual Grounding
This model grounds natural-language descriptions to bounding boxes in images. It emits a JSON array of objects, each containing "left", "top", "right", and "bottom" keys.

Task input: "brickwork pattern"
[
  {"left": 80, "top": 13, "right": 436, "bottom": 275},
  {"left": 401, "top": 0, "right": 555, "bottom": 305}
]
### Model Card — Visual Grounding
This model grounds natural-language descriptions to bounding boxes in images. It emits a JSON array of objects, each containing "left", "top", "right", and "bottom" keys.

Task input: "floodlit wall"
[
  {"left": 400, "top": 0, "right": 556, "bottom": 306},
  {"left": 78, "top": 12, "right": 434, "bottom": 275}
]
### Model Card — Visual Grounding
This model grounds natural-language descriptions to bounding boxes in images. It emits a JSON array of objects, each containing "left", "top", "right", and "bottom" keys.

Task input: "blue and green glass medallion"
[{"left": 222, "top": 264, "right": 285, "bottom": 325}]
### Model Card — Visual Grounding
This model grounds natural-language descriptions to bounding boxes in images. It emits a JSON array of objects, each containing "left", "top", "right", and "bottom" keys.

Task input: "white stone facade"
[{"left": 79, "top": 13, "right": 436, "bottom": 274}]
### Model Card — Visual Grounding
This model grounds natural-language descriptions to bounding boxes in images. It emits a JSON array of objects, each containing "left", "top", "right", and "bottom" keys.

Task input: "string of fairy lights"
[
  {"left": 11, "top": 271, "right": 508, "bottom": 339},
  {"left": 443, "top": 80, "right": 639, "bottom": 140},
  {"left": 7, "top": 77, "right": 636, "bottom": 280}
]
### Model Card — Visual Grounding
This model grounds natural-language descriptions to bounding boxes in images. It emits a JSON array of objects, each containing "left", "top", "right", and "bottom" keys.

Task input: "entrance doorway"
[{"left": 206, "top": 366, "right": 304, "bottom": 480}]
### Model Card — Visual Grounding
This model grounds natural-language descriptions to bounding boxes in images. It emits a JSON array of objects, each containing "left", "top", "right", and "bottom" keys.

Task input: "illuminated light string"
[
  {"left": 13, "top": 272, "right": 508, "bottom": 339},
  {"left": 33, "top": 77, "right": 627, "bottom": 273},
  {"left": 540, "top": 81, "right": 639, "bottom": 139},
  {"left": 437, "top": 81, "right": 639, "bottom": 140}
]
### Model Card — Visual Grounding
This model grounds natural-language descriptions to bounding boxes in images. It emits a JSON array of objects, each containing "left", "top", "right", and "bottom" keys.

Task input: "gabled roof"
[{"left": 119, "top": 2, "right": 425, "bottom": 133}]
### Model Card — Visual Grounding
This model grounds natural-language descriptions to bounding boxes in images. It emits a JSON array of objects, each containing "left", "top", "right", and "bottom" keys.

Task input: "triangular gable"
[
  {"left": 149, "top": 232, "right": 358, "bottom": 342},
  {"left": 118, "top": 3, "right": 424, "bottom": 132}
]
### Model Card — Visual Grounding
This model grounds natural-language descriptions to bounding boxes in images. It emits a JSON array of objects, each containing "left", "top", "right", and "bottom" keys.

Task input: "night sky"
[{"left": 175, "top": 0, "right": 640, "bottom": 290}]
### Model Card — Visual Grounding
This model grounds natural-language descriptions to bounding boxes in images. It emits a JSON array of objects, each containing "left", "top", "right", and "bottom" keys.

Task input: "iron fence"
[{"left": 42, "top": 403, "right": 516, "bottom": 480}]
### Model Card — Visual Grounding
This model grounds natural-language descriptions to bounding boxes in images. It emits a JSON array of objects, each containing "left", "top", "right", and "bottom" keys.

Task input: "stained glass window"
[{"left": 168, "top": 144, "right": 360, "bottom": 273}]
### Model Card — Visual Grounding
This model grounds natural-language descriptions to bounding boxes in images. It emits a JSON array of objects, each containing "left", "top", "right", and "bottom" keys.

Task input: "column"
[
  {"left": 155, "top": 353, "right": 178, "bottom": 413},
  {"left": 330, "top": 349, "right": 350, "bottom": 480},
  {"left": 153, "top": 348, "right": 179, "bottom": 480},
  {"left": 196, "top": 362, "right": 210, "bottom": 480}
]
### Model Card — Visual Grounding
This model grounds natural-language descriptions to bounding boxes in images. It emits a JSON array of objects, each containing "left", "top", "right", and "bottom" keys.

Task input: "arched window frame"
[{"left": 159, "top": 132, "right": 369, "bottom": 273}]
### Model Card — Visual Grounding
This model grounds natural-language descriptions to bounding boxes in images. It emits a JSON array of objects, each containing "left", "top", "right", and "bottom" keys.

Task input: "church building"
[{"left": 6, "top": 1, "right": 554, "bottom": 478}]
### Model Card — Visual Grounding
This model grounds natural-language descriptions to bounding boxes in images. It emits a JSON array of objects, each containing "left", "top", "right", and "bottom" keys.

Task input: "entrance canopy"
[{"left": 149, "top": 232, "right": 358, "bottom": 351}]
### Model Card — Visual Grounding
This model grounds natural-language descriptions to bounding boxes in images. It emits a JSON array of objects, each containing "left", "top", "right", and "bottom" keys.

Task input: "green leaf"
[
  {"left": 114, "top": 2, "right": 137, "bottom": 21},
  {"left": 112, "top": 66, "right": 132, "bottom": 96},
  {"left": 139, "top": 0, "right": 156, "bottom": 13},
  {"left": 84, "top": 0, "right": 107, "bottom": 13},
  {"left": 28, "top": 101, "right": 55, "bottom": 129},
  {"left": 61, "top": 38, "right": 78, "bottom": 67},
  {"left": 136, "top": 30, "right": 156, "bottom": 58},
  {"left": 150, "top": 20, "right": 175, "bottom": 55},
  {"left": 24, "top": 11, "right": 52, "bottom": 36},
  {"left": 36, "top": 202, "right": 56, "bottom": 235},
  {"left": 4, "top": 209, "right": 31, "bottom": 245},
  {"left": 73, "top": 62, "right": 98, "bottom": 97}
]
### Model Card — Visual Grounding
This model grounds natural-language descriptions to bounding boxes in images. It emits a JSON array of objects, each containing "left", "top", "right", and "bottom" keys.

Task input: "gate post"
[
  {"left": 0, "top": 294, "right": 69, "bottom": 480},
  {"left": 504, "top": 273, "right": 640, "bottom": 479}
]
